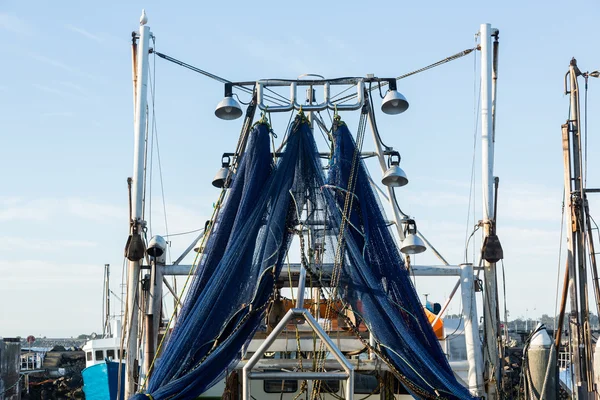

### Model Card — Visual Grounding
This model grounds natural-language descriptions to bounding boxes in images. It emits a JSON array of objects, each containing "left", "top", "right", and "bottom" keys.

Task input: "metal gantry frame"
[
  {"left": 126, "top": 11, "right": 495, "bottom": 398},
  {"left": 242, "top": 308, "right": 355, "bottom": 400}
]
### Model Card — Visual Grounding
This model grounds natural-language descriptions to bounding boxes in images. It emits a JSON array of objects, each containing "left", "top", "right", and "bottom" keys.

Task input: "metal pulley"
[
  {"left": 482, "top": 233, "right": 503, "bottom": 263},
  {"left": 125, "top": 231, "right": 146, "bottom": 261}
]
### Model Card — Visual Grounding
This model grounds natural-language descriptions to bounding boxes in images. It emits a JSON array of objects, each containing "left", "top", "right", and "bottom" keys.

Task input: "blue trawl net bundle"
[
  {"left": 134, "top": 119, "right": 320, "bottom": 400},
  {"left": 321, "top": 123, "right": 474, "bottom": 399},
  {"left": 133, "top": 117, "right": 474, "bottom": 400}
]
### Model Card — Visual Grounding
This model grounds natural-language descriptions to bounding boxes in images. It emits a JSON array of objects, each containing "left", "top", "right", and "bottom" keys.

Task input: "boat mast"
[
  {"left": 102, "top": 264, "right": 112, "bottom": 338},
  {"left": 124, "top": 11, "right": 152, "bottom": 399},
  {"left": 562, "top": 58, "right": 594, "bottom": 399},
  {"left": 480, "top": 22, "right": 501, "bottom": 399}
]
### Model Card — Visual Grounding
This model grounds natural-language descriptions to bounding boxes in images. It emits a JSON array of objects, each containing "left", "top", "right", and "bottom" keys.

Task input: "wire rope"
[
  {"left": 334, "top": 47, "right": 477, "bottom": 105},
  {"left": 464, "top": 42, "right": 481, "bottom": 265}
]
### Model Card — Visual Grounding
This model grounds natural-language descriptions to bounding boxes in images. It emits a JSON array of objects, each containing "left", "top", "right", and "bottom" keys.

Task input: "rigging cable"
[
  {"left": 367, "top": 81, "right": 391, "bottom": 150},
  {"left": 153, "top": 51, "right": 288, "bottom": 107},
  {"left": 335, "top": 47, "right": 477, "bottom": 105},
  {"left": 149, "top": 37, "right": 173, "bottom": 264},
  {"left": 163, "top": 227, "right": 205, "bottom": 238},
  {"left": 464, "top": 40, "right": 481, "bottom": 264}
]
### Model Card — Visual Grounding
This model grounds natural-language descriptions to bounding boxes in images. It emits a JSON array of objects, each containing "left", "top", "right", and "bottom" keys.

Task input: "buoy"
[{"left": 524, "top": 325, "right": 557, "bottom": 399}]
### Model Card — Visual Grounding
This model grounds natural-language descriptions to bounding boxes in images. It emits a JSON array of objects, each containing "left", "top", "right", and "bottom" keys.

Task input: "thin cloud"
[
  {"left": 41, "top": 111, "right": 75, "bottom": 117},
  {"left": 30, "top": 54, "right": 76, "bottom": 73},
  {"left": 0, "top": 197, "right": 124, "bottom": 222},
  {"left": 32, "top": 83, "right": 71, "bottom": 97},
  {"left": 29, "top": 53, "right": 97, "bottom": 80},
  {"left": 0, "top": 237, "right": 97, "bottom": 253},
  {"left": 57, "top": 81, "right": 85, "bottom": 94},
  {"left": 0, "top": 13, "right": 32, "bottom": 35},
  {"left": 65, "top": 24, "right": 103, "bottom": 43}
]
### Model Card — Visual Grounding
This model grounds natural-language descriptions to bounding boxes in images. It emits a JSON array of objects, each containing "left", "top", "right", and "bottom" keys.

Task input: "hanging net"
[{"left": 132, "top": 115, "right": 474, "bottom": 400}]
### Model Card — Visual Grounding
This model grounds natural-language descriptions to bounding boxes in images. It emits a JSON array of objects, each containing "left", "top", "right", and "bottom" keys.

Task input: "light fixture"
[
  {"left": 215, "top": 83, "right": 243, "bottom": 120},
  {"left": 147, "top": 235, "right": 167, "bottom": 257},
  {"left": 212, "top": 154, "right": 232, "bottom": 188},
  {"left": 147, "top": 235, "right": 167, "bottom": 264},
  {"left": 382, "top": 151, "right": 408, "bottom": 187},
  {"left": 400, "top": 219, "right": 426, "bottom": 255},
  {"left": 381, "top": 79, "right": 409, "bottom": 115}
]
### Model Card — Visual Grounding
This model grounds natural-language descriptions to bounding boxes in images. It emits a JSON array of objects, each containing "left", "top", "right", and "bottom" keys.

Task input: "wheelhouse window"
[
  {"left": 355, "top": 373, "right": 380, "bottom": 394},
  {"left": 86, "top": 352, "right": 92, "bottom": 361},
  {"left": 263, "top": 370, "right": 298, "bottom": 393},
  {"left": 106, "top": 349, "right": 115, "bottom": 360},
  {"left": 94, "top": 350, "right": 104, "bottom": 361}
]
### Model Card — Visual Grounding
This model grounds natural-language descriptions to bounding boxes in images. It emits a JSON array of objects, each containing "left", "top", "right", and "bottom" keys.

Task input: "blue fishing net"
[
  {"left": 133, "top": 117, "right": 474, "bottom": 400},
  {"left": 323, "top": 123, "right": 473, "bottom": 399}
]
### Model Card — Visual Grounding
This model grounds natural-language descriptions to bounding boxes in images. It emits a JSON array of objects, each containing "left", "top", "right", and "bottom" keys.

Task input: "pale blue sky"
[{"left": 0, "top": 0, "right": 599, "bottom": 336}]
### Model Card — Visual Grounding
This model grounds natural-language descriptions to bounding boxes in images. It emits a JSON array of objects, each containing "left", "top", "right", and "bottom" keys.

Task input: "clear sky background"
[{"left": 0, "top": 0, "right": 599, "bottom": 337}]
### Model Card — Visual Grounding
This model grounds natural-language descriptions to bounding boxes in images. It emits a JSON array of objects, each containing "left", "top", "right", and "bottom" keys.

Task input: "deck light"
[
  {"left": 212, "top": 154, "right": 232, "bottom": 188},
  {"left": 215, "top": 83, "right": 242, "bottom": 120},
  {"left": 382, "top": 151, "right": 408, "bottom": 187},
  {"left": 400, "top": 220, "right": 426, "bottom": 255},
  {"left": 381, "top": 79, "right": 409, "bottom": 115}
]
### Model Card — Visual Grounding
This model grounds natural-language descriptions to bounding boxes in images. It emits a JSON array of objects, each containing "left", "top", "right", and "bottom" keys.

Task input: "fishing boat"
[
  {"left": 82, "top": 11, "right": 510, "bottom": 400},
  {"left": 82, "top": 265, "right": 126, "bottom": 400}
]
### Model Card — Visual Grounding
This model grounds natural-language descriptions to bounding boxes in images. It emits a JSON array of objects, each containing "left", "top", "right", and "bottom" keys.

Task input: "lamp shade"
[
  {"left": 382, "top": 165, "right": 408, "bottom": 187},
  {"left": 381, "top": 90, "right": 409, "bottom": 115},
  {"left": 215, "top": 96, "right": 242, "bottom": 120}
]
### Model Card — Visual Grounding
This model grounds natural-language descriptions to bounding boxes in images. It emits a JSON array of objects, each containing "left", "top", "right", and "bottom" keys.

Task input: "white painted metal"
[
  {"left": 380, "top": 89, "right": 409, "bottom": 115},
  {"left": 480, "top": 22, "right": 500, "bottom": 399},
  {"left": 248, "top": 372, "right": 348, "bottom": 380},
  {"left": 256, "top": 79, "right": 364, "bottom": 112},
  {"left": 365, "top": 108, "right": 406, "bottom": 241},
  {"left": 124, "top": 14, "right": 151, "bottom": 399},
  {"left": 162, "top": 263, "right": 480, "bottom": 277},
  {"left": 460, "top": 263, "right": 484, "bottom": 397},
  {"left": 243, "top": 308, "right": 354, "bottom": 400}
]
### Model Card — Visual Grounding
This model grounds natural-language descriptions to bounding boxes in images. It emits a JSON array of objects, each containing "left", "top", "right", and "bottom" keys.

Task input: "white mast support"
[
  {"left": 143, "top": 258, "right": 163, "bottom": 379},
  {"left": 365, "top": 106, "right": 406, "bottom": 241},
  {"left": 163, "top": 263, "right": 481, "bottom": 277},
  {"left": 460, "top": 263, "right": 484, "bottom": 397},
  {"left": 480, "top": 23, "right": 501, "bottom": 398},
  {"left": 124, "top": 17, "right": 151, "bottom": 399}
]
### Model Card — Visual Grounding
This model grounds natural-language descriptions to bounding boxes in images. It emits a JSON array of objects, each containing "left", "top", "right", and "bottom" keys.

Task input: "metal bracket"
[{"left": 256, "top": 79, "right": 365, "bottom": 112}]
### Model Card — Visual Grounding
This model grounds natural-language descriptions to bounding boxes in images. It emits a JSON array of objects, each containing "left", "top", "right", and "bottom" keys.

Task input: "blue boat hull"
[{"left": 82, "top": 361, "right": 125, "bottom": 400}]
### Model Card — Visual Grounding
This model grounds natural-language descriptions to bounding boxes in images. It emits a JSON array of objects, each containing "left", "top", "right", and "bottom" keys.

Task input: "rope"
[{"left": 313, "top": 107, "right": 370, "bottom": 399}]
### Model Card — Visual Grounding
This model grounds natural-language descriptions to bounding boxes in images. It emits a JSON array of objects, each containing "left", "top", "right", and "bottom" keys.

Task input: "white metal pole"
[
  {"left": 124, "top": 15, "right": 151, "bottom": 399},
  {"left": 365, "top": 108, "right": 406, "bottom": 241},
  {"left": 481, "top": 23, "right": 494, "bottom": 248},
  {"left": 480, "top": 22, "right": 500, "bottom": 399},
  {"left": 460, "top": 263, "right": 484, "bottom": 397}
]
